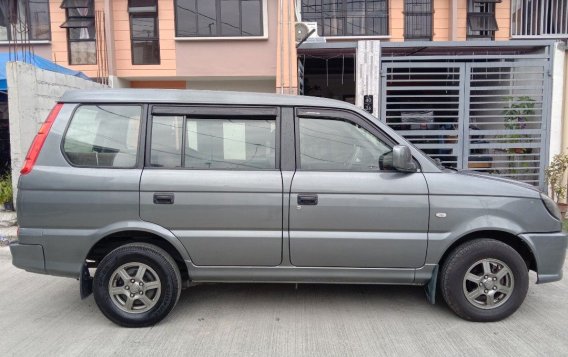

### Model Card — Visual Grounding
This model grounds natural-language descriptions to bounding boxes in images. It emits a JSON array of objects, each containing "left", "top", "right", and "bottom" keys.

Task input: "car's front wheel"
[
  {"left": 440, "top": 239, "right": 529, "bottom": 322},
  {"left": 93, "top": 243, "right": 182, "bottom": 327}
]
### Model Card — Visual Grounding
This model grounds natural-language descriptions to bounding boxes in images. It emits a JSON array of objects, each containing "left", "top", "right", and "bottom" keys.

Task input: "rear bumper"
[
  {"left": 9, "top": 241, "right": 46, "bottom": 274},
  {"left": 520, "top": 232, "right": 568, "bottom": 284}
]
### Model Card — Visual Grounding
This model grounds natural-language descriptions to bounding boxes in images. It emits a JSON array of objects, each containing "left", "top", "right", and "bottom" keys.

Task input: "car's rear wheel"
[
  {"left": 440, "top": 239, "right": 529, "bottom": 322},
  {"left": 93, "top": 243, "right": 182, "bottom": 327}
]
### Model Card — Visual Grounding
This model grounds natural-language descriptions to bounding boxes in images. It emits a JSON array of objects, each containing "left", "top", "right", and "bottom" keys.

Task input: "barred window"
[
  {"left": 404, "top": 0, "right": 433, "bottom": 41},
  {"left": 301, "top": 0, "right": 388, "bottom": 37}
]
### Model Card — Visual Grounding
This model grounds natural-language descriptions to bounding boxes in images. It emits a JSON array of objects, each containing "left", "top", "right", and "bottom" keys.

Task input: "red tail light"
[{"left": 20, "top": 103, "right": 63, "bottom": 175}]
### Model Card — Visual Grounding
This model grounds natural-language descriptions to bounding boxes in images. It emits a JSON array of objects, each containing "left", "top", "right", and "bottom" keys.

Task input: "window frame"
[
  {"left": 466, "top": 0, "right": 498, "bottom": 40},
  {"left": 300, "top": 0, "right": 390, "bottom": 38},
  {"left": 294, "top": 107, "right": 404, "bottom": 173},
  {"left": 145, "top": 105, "right": 281, "bottom": 171},
  {"left": 403, "top": 0, "right": 433, "bottom": 41},
  {"left": 62, "top": 0, "right": 97, "bottom": 65},
  {"left": 174, "top": 0, "right": 267, "bottom": 40},
  {"left": 129, "top": 0, "right": 161, "bottom": 65},
  {"left": 0, "top": 0, "right": 52, "bottom": 42},
  {"left": 60, "top": 103, "right": 146, "bottom": 169}
]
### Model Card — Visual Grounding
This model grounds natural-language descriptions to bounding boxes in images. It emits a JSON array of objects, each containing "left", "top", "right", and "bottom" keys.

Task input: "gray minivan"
[{"left": 10, "top": 89, "right": 567, "bottom": 327}]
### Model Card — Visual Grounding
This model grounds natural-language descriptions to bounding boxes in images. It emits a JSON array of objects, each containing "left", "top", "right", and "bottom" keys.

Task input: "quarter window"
[
  {"left": 150, "top": 116, "right": 276, "bottom": 170},
  {"left": 63, "top": 105, "right": 142, "bottom": 168},
  {"left": 299, "top": 118, "right": 392, "bottom": 171},
  {"left": 175, "top": 0, "right": 264, "bottom": 37}
]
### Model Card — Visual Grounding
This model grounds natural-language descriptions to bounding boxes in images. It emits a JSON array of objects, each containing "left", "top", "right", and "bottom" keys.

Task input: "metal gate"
[{"left": 380, "top": 58, "right": 551, "bottom": 188}]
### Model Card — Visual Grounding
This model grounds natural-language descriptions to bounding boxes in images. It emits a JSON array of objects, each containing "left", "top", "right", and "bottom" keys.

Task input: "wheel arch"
[
  {"left": 86, "top": 229, "right": 191, "bottom": 284},
  {"left": 437, "top": 230, "right": 537, "bottom": 274}
]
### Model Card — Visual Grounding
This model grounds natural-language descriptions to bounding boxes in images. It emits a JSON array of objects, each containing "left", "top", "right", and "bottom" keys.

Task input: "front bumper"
[
  {"left": 520, "top": 232, "right": 568, "bottom": 284},
  {"left": 9, "top": 241, "right": 46, "bottom": 274}
]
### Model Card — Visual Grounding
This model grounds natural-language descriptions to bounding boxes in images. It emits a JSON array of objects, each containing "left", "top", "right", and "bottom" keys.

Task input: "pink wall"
[{"left": 175, "top": 0, "right": 277, "bottom": 78}]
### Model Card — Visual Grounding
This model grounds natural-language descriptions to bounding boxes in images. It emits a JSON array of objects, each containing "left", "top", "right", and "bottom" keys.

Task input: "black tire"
[
  {"left": 93, "top": 243, "right": 182, "bottom": 327},
  {"left": 440, "top": 239, "right": 529, "bottom": 322}
]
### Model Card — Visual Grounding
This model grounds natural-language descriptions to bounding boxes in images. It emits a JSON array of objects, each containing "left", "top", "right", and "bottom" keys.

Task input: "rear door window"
[
  {"left": 149, "top": 115, "right": 277, "bottom": 170},
  {"left": 63, "top": 105, "right": 142, "bottom": 168}
]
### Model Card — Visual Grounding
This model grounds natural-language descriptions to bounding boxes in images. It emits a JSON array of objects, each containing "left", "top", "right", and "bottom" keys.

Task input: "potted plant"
[
  {"left": 545, "top": 153, "right": 568, "bottom": 216},
  {"left": 0, "top": 174, "right": 13, "bottom": 211},
  {"left": 502, "top": 96, "right": 535, "bottom": 152}
]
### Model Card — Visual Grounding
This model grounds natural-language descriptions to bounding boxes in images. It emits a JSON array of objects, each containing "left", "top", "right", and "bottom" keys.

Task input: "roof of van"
[{"left": 60, "top": 89, "right": 357, "bottom": 110}]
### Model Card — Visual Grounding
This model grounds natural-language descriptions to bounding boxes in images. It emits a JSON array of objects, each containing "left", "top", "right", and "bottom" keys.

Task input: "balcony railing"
[{"left": 511, "top": 0, "right": 568, "bottom": 38}]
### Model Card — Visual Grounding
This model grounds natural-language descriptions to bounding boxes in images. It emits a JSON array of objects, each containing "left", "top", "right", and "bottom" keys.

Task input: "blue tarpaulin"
[{"left": 0, "top": 52, "right": 91, "bottom": 91}]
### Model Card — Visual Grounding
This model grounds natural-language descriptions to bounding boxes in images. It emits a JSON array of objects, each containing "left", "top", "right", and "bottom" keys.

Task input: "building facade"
[
  {"left": 0, "top": 0, "right": 567, "bottom": 189},
  {"left": 0, "top": 0, "right": 297, "bottom": 93}
]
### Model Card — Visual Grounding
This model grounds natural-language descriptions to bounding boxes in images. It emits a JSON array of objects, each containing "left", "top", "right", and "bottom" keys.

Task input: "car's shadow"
[{"left": 171, "top": 282, "right": 454, "bottom": 319}]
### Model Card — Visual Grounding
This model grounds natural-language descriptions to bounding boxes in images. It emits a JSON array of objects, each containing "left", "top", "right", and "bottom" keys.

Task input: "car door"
[
  {"left": 140, "top": 105, "right": 283, "bottom": 266},
  {"left": 289, "top": 108, "right": 429, "bottom": 268}
]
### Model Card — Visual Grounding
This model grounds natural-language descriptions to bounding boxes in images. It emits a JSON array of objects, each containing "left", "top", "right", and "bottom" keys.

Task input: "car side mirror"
[{"left": 392, "top": 145, "right": 417, "bottom": 172}]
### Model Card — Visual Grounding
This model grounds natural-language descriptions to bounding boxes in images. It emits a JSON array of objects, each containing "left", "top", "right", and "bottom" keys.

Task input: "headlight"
[{"left": 540, "top": 193, "right": 562, "bottom": 221}]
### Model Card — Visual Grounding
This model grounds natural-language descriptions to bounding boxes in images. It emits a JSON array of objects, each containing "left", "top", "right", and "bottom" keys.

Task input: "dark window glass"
[
  {"left": 220, "top": 0, "right": 240, "bottom": 36},
  {"left": 301, "top": 0, "right": 388, "bottom": 37},
  {"left": 63, "top": 106, "right": 142, "bottom": 168},
  {"left": 0, "top": 0, "right": 51, "bottom": 41},
  {"left": 129, "top": 0, "right": 158, "bottom": 7},
  {"left": 131, "top": 40, "right": 160, "bottom": 65},
  {"left": 175, "top": 0, "right": 263, "bottom": 37},
  {"left": 197, "top": 0, "right": 218, "bottom": 36},
  {"left": 467, "top": 0, "right": 497, "bottom": 39},
  {"left": 149, "top": 117, "right": 276, "bottom": 170},
  {"left": 175, "top": 0, "right": 198, "bottom": 36},
  {"left": 131, "top": 16, "right": 157, "bottom": 38},
  {"left": 299, "top": 118, "right": 391, "bottom": 171},
  {"left": 129, "top": 0, "right": 160, "bottom": 65},
  {"left": 404, "top": 0, "right": 433, "bottom": 40},
  {"left": 64, "top": 0, "right": 96, "bottom": 65},
  {"left": 61, "top": 0, "right": 92, "bottom": 8}
]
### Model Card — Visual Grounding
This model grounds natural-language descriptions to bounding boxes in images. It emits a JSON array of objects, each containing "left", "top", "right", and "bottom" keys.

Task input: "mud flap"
[
  {"left": 424, "top": 264, "right": 438, "bottom": 304},
  {"left": 80, "top": 263, "right": 93, "bottom": 299}
]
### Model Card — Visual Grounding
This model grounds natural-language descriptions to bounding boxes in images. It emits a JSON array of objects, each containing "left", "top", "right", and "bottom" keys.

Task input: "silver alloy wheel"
[
  {"left": 108, "top": 262, "right": 162, "bottom": 314},
  {"left": 462, "top": 258, "right": 514, "bottom": 310}
]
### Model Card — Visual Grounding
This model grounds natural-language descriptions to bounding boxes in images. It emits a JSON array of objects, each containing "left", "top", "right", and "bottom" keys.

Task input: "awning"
[{"left": 0, "top": 52, "right": 91, "bottom": 91}]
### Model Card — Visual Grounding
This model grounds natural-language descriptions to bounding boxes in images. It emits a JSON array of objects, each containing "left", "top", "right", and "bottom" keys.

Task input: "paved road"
[{"left": 0, "top": 248, "right": 567, "bottom": 357}]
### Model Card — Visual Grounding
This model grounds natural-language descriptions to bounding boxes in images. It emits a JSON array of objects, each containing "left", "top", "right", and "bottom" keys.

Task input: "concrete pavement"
[{"left": 0, "top": 247, "right": 567, "bottom": 357}]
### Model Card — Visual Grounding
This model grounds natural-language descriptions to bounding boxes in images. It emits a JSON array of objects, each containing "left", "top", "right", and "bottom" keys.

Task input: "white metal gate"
[{"left": 381, "top": 58, "right": 551, "bottom": 188}]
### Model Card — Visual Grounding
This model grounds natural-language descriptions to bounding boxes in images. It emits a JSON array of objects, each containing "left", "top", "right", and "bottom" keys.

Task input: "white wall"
[
  {"left": 549, "top": 42, "right": 566, "bottom": 163},
  {"left": 355, "top": 40, "right": 381, "bottom": 118},
  {"left": 7, "top": 61, "right": 106, "bottom": 203}
]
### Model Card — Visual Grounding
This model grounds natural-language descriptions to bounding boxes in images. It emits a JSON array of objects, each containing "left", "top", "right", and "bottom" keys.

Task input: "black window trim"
[
  {"left": 300, "top": 0, "right": 390, "bottom": 38},
  {"left": 145, "top": 105, "right": 281, "bottom": 171},
  {"left": 403, "top": 0, "right": 433, "bottom": 41},
  {"left": 129, "top": 0, "right": 161, "bottom": 65},
  {"left": 60, "top": 103, "right": 146, "bottom": 170},
  {"left": 294, "top": 107, "right": 413, "bottom": 173},
  {"left": 62, "top": 0, "right": 97, "bottom": 65},
  {"left": 466, "top": 0, "right": 498, "bottom": 39},
  {"left": 174, "top": 0, "right": 266, "bottom": 38},
  {"left": 0, "top": 0, "right": 52, "bottom": 42}
]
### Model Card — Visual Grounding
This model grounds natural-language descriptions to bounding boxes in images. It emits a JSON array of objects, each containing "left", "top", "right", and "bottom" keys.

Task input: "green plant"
[
  {"left": 502, "top": 96, "right": 535, "bottom": 154},
  {"left": 0, "top": 174, "right": 13, "bottom": 205},
  {"left": 545, "top": 154, "right": 568, "bottom": 202}
]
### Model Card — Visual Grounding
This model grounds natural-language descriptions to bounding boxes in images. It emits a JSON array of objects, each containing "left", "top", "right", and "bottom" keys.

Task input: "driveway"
[{"left": 0, "top": 247, "right": 566, "bottom": 357}]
